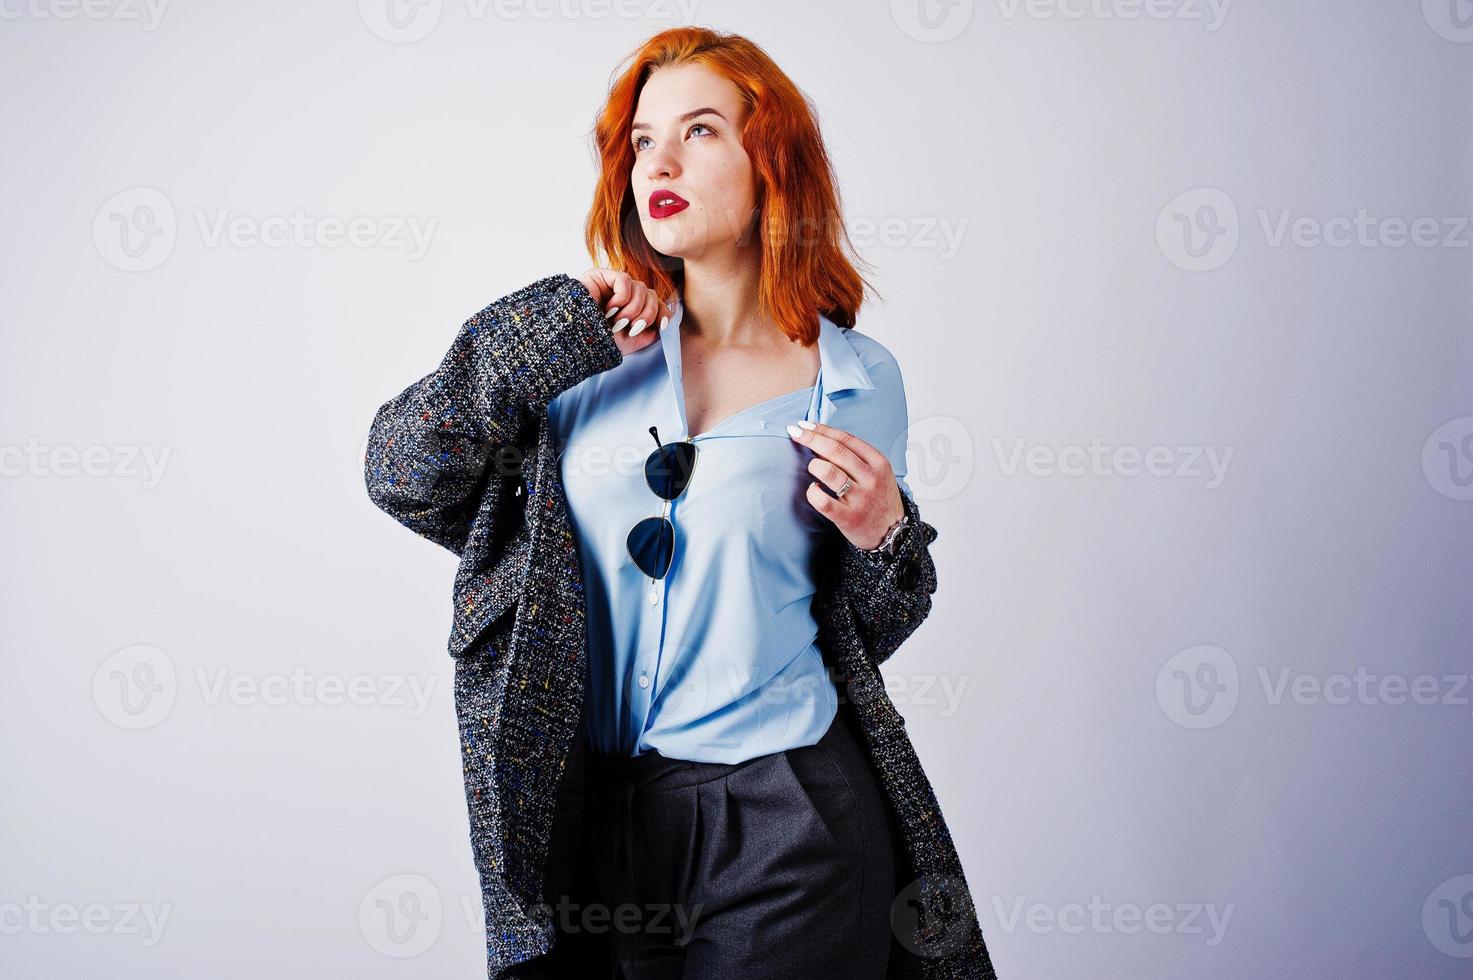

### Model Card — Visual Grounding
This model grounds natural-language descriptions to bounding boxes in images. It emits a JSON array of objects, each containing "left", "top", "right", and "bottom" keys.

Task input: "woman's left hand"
[{"left": 786, "top": 420, "right": 906, "bottom": 551}]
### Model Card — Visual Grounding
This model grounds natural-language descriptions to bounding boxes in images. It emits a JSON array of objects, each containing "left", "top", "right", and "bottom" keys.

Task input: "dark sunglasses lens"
[
  {"left": 644, "top": 441, "right": 697, "bottom": 500},
  {"left": 627, "top": 516, "right": 675, "bottom": 579}
]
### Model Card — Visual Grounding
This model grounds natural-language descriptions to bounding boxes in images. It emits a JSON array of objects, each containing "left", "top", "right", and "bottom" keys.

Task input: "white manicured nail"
[
  {"left": 785, "top": 424, "right": 803, "bottom": 438},
  {"left": 660, "top": 316, "right": 668, "bottom": 330},
  {"left": 629, "top": 319, "right": 647, "bottom": 336},
  {"left": 614, "top": 317, "right": 629, "bottom": 331},
  {"left": 797, "top": 420, "right": 816, "bottom": 430},
  {"left": 605, "top": 306, "right": 620, "bottom": 320}
]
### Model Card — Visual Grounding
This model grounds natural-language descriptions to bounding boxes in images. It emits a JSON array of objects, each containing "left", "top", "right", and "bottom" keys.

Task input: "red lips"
[{"left": 649, "top": 190, "right": 690, "bottom": 219}]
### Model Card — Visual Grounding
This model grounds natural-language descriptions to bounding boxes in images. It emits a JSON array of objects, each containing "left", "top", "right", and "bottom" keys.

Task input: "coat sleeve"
[
  {"left": 833, "top": 484, "right": 941, "bottom": 668},
  {"left": 363, "top": 272, "right": 623, "bottom": 556},
  {"left": 826, "top": 337, "right": 942, "bottom": 668}
]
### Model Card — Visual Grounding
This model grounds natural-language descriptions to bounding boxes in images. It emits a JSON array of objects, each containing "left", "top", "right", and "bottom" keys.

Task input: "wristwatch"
[{"left": 863, "top": 512, "right": 911, "bottom": 558}]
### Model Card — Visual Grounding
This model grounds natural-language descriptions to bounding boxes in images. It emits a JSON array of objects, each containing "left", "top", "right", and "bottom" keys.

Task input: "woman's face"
[{"left": 630, "top": 62, "right": 757, "bottom": 263}]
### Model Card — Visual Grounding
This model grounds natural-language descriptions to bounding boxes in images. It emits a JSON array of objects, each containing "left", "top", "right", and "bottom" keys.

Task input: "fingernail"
[
  {"left": 614, "top": 317, "right": 629, "bottom": 331},
  {"left": 605, "top": 306, "right": 620, "bottom": 320},
  {"left": 660, "top": 316, "right": 668, "bottom": 330},
  {"left": 797, "top": 420, "right": 816, "bottom": 430},
  {"left": 629, "top": 319, "right": 647, "bottom": 336},
  {"left": 785, "top": 424, "right": 803, "bottom": 439}
]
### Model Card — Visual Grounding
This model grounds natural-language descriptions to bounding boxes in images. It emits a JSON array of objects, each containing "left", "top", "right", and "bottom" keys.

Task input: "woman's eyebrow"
[{"left": 631, "top": 107, "right": 728, "bottom": 132}]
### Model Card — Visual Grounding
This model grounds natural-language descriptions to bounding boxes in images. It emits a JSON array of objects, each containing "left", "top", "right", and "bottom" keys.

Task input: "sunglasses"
[{"left": 626, "top": 425, "right": 699, "bottom": 582}]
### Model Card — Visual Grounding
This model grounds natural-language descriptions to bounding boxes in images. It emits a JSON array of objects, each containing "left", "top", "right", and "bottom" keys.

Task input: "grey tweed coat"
[{"left": 363, "top": 272, "right": 997, "bottom": 979}]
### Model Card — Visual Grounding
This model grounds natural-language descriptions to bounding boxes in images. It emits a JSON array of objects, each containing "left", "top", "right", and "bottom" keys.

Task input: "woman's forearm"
[{"left": 363, "top": 272, "right": 623, "bottom": 555}]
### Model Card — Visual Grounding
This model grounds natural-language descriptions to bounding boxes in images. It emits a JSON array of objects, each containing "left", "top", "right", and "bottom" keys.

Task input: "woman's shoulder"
[{"left": 831, "top": 322, "right": 906, "bottom": 394}]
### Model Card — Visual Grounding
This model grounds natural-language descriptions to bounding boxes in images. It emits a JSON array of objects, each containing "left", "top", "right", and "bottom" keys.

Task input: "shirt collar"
[
  {"left": 815, "top": 312, "right": 877, "bottom": 398},
  {"left": 660, "top": 299, "right": 875, "bottom": 421}
]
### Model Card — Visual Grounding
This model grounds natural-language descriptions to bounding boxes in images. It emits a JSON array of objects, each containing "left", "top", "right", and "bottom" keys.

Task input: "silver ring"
[{"left": 836, "top": 478, "right": 853, "bottom": 499}]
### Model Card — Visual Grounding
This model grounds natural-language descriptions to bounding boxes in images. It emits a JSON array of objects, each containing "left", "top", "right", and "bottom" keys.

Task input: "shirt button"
[{"left": 637, "top": 673, "right": 650, "bottom": 689}]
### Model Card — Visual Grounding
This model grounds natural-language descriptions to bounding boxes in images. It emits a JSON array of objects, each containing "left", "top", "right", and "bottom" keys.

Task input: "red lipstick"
[{"left": 649, "top": 189, "right": 690, "bottom": 219}]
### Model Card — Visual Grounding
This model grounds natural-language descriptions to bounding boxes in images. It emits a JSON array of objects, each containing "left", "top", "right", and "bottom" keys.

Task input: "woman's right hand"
[{"left": 575, "top": 267, "right": 668, "bottom": 356}]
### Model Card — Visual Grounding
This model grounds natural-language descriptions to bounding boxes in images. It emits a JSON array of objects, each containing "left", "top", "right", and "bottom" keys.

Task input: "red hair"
[{"left": 583, "top": 27, "right": 877, "bottom": 343}]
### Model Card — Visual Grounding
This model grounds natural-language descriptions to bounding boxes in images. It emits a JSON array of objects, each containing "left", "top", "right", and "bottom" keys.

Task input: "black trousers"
[{"left": 508, "top": 706, "right": 896, "bottom": 979}]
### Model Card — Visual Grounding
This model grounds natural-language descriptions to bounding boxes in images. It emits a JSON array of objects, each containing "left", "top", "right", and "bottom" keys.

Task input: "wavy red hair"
[{"left": 583, "top": 27, "right": 877, "bottom": 343}]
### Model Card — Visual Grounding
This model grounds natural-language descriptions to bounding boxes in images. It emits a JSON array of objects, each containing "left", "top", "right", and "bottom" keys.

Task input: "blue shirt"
[{"left": 547, "top": 296, "right": 914, "bottom": 763}]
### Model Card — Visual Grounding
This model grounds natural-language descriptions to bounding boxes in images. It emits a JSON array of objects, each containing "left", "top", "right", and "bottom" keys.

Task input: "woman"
[
  {"left": 553, "top": 28, "right": 920, "bottom": 976},
  {"left": 365, "top": 25, "right": 995, "bottom": 980}
]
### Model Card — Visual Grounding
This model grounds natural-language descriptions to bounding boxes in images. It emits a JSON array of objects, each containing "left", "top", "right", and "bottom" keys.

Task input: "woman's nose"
[{"left": 645, "top": 146, "right": 679, "bottom": 180}]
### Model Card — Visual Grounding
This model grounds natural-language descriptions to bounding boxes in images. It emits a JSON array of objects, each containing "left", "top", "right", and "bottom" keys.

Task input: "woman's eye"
[{"left": 632, "top": 123, "right": 715, "bottom": 152}]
